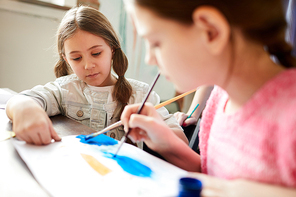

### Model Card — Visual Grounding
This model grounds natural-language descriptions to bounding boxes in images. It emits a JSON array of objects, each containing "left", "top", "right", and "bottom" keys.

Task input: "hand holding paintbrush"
[
  {"left": 114, "top": 72, "right": 161, "bottom": 156},
  {"left": 83, "top": 87, "right": 197, "bottom": 140}
]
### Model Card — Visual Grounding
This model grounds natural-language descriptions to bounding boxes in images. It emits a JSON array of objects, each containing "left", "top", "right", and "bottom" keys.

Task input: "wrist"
[
  {"left": 156, "top": 130, "right": 186, "bottom": 156},
  {"left": 7, "top": 95, "right": 42, "bottom": 119}
]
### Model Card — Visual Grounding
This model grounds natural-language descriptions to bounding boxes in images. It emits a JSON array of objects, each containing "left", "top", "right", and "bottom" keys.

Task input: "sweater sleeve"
[{"left": 20, "top": 80, "right": 64, "bottom": 116}]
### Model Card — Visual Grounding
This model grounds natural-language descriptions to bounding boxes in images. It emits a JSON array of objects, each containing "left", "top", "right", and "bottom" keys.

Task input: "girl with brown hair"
[
  {"left": 121, "top": 0, "right": 296, "bottom": 195},
  {"left": 6, "top": 5, "right": 186, "bottom": 147}
]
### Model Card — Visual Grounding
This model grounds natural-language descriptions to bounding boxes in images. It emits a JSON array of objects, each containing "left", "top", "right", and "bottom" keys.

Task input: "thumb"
[
  {"left": 184, "top": 117, "right": 198, "bottom": 126},
  {"left": 179, "top": 115, "right": 188, "bottom": 126}
]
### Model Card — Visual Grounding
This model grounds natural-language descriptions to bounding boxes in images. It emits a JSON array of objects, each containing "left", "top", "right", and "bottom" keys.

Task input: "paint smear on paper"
[
  {"left": 81, "top": 153, "right": 111, "bottom": 176},
  {"left": 77, "top": 134, "right": 152, "bottom": 177},
  {"left": 103, "top": 152, "right": 153, "bottom": 178},
  {"left": 77, "top": 134, "right": 118, "bottom": 146}
]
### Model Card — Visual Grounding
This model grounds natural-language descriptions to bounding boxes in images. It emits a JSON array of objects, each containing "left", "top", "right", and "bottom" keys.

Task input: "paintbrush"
[
  {"left": 187, "top": 103, "right": 200, "bottom": 119},
  {"left": 2, "top": 88, "right": 197, "bottom": 142},
  {"left": 182, "top": 103, "right": 200, "bottom": 127},
  {"left": 154, "top": 88, "right": 196, "bottom": 109},
  {"left": 83, "top": 88, "right": 197, "bottom": 140},
  {"left": 113, "top": 72, "right": 161, "bottom": 156}
]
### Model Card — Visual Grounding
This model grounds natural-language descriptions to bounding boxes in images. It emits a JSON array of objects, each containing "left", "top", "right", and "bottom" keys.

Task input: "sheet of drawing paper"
[
  {"left": 12, "top": 135, "right": 187, "bottom": 197},
  {"left": 0, "top": 89, "right": 14, "bottom": 109}
]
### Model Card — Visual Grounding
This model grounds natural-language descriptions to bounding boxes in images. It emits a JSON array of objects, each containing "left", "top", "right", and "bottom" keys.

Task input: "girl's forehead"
[
  {"left": 129, "top": 5, "right": 186, "bottom": 40},
  {"left": 67, "top": 30, "right": 104, "bottom": 42},
  {"left": 65, "top": 30, "right": 107, "bottom": 47},
  {"left": 128, "top": 4, "right": 162, "bottom": 38},
  {"left": 63, "top": 30, "right": 111, "bottom": 54}
]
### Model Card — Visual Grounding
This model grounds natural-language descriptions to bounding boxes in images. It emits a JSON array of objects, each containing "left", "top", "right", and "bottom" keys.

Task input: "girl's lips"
[
  {"left": 159, "top": 70, "right": 170, "bottom": 81},
  {"left": 87, "top": 73, "right": 99, "bottom": 78}
]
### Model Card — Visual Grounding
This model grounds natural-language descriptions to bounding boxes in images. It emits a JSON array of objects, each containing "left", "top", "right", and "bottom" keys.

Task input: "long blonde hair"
[{"left": 54, "top": 5, "right": 132, "bottom": 121}]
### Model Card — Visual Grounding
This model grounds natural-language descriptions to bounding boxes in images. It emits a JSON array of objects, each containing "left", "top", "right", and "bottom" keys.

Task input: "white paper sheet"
[
  {"left": 12, "top": 136, "right": 187, "bottom": 197},
  {"left": 0, "top": 91, "right": 15, "bottom": 109}
]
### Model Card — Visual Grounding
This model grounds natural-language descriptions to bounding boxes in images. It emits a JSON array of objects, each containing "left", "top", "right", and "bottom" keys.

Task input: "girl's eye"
[
  {"left": 93, "top": 52, "right": 101, "bottom": 56},
  {"left": 73, "top": 57, "right": 81, "bottom": 61}
]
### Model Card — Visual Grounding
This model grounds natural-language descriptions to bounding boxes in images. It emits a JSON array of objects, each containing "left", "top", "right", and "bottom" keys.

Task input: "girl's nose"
[
  {"left": 85, "top": 59, "right": 95, "bottom": 70},
  {"left": 145, "top": 41, "right": 158, "bottom": 66}
]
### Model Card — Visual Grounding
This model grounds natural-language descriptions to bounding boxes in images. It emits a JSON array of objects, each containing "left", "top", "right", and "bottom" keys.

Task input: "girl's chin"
[
  {"left": 174, "top": 85, "right": 185, "bottom": 93},
  {"left": 174, "top": 84, "right": 196, "bottom": 94},
  {"left": 85, "top": 80, "right": 102, "bottom": 87}
]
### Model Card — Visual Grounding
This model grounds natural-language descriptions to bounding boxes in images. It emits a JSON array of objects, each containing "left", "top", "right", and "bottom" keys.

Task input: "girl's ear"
[
  {"left": 111, "top": 47, "right": 115, "bottom": 58},
  {"left": 192, "top": 6, "right": 230, "bottom": 55}
]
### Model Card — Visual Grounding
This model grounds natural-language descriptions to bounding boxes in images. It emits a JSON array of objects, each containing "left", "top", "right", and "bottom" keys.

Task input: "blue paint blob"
[
  {"left": 76, "top": 134, "right": 152, "bottom": 177},
  {"left": 103, "top": 152, "right": 153, "bottom": 177},
  {"left": 77, "top": 134, "right": 118, "bottom": 146}
]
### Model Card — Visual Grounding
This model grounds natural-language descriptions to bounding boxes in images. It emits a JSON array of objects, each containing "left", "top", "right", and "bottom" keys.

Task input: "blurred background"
[
  {"left": 0, "top": 0, "right": 190, "bottom": 113},
  {"left": 0, "top": 0, "right": 294, "bottom": 113}
]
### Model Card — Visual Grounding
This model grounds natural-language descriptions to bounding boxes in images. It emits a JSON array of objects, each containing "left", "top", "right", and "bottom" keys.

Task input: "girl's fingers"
[
  {"left": 179, "top": 115, "right": 188, "bottom": 126},
  {"left": 184, "top": 117, "right": 198, "bottom": 126},
  {"left": 39, "top": 127, "right": 53, "bottom": 145},
  {"left": 121, "top": 103, "right": 141, "bottom": 132},
  {"left": 128, "top": 113, "right": 169, "bottom": 144},
  {"left": 173, "top": 112, "right": 182, "bottom": 125},
  {"left": 13, "top": 125, "right": 32, "bottom": 143},
  {"left": 30, "top": 132, "right": 43, "bottom": 145},
  {"left": 13, "top": 117, "right": 60, "bottom": 145},
  {"left": 49, "top": 122, "right": 61, "bottom": 142},
  {"left": 174, "top": 112, "right": 188, "bottom": 125},
  {"left": 121, "top": 103, "right": 157, "bottom": 132},
  {"left": 121, "top": 102, "right": 167, "bottom": 150},
  {"left": 26, "top": 135, "right": 34, "bottom": 145},
  {"left": 129, "top": 114, "right": 156, "bottom": 133},
  {"left": 128, "top": 128, "right": 147, "bottom": 143},
  {"left": 15, "top": 133, "right": 28, "bottom": 143}
]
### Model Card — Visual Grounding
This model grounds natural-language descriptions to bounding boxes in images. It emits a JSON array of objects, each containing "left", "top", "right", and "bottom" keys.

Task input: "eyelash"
[
  {"left": 72, "top": 52, "right": 102, "bottom": 61},
  {"left": 73, "top": 57, "right": 81, "bottom": 61},
  {"left": 93, "top": 52, "right": 101, "bottom": 56}
]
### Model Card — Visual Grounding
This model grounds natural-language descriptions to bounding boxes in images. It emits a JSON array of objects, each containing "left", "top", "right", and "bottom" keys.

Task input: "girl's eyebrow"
[
  {"left": 69, "top": 45, "right": 103, "bottom": 54},
  {"left": 88, "top": 45, "right": 103, "bottom": 50}
]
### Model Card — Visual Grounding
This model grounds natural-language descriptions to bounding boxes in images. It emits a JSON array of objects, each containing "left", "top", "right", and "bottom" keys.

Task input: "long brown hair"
[
  {"left": 133, "top": 0, "right": 296, "bottom": 68},
  {"left": 55, "top": 5, "right": 132, "bottom": 121}
]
